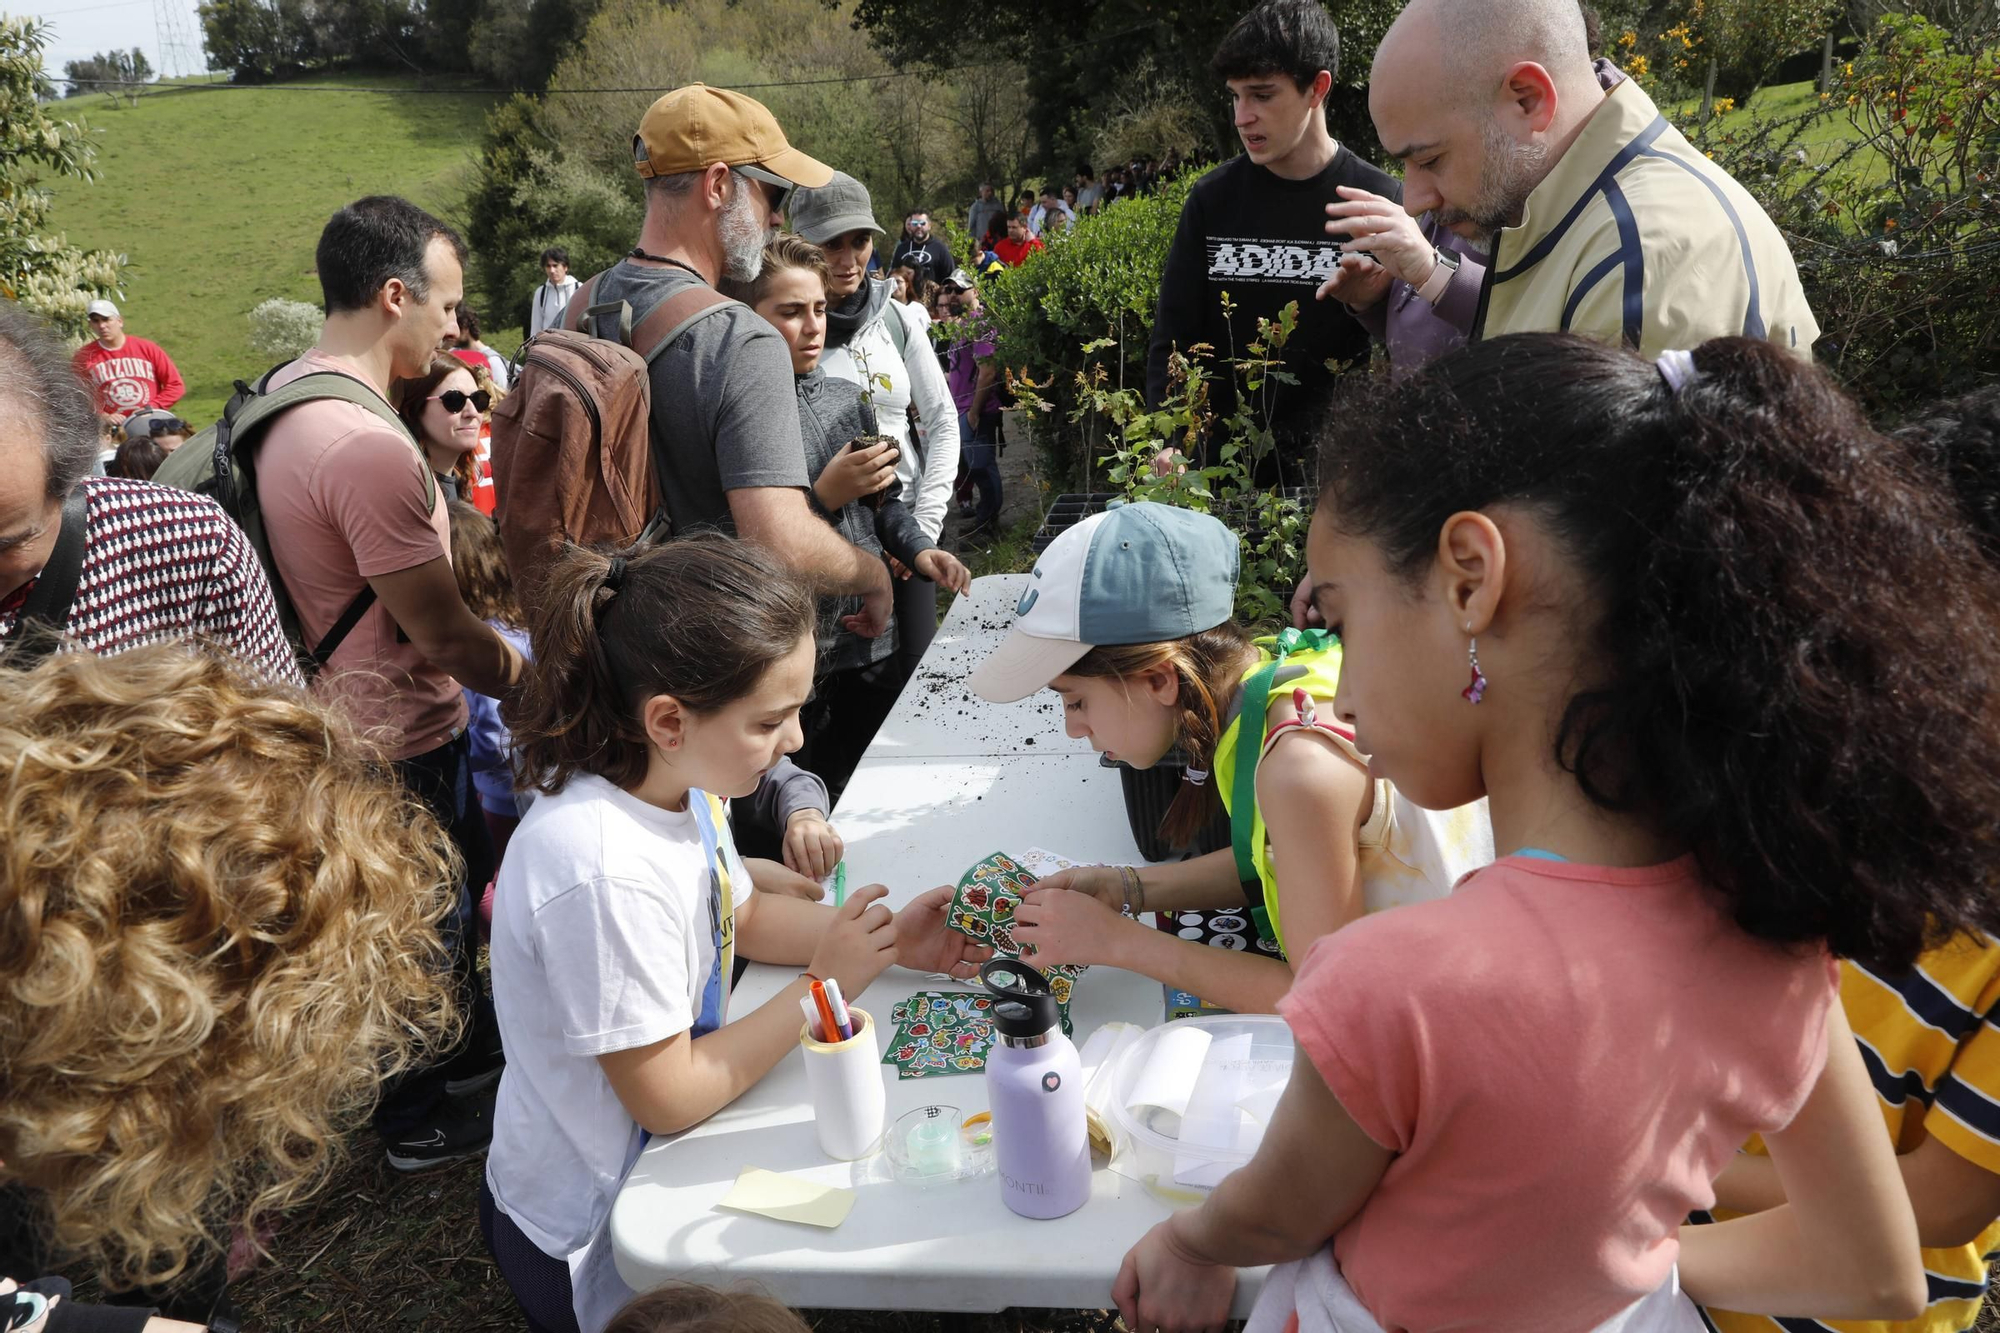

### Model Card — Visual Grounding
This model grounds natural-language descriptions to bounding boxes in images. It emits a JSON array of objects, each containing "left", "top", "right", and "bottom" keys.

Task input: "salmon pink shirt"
[{"left": 1278, "top": 854, "right": 1837, "bottom": 1333}]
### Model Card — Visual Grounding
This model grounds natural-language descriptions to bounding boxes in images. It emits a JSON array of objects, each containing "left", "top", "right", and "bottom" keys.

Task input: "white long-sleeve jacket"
[{"left": 819, "top": 283, "right": 960, "bottom": 541}]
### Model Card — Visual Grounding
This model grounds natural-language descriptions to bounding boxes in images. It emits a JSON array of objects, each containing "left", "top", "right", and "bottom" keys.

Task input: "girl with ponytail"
[
  {"left": 480, "top": 536, "right": 986, "bottom": 1333},
  {"left": 969, "top": 501, "right": 1493, "bottom": 1017},
  {"left": 1119, "top": 333, "right": 2000, "bottom": 1333}
]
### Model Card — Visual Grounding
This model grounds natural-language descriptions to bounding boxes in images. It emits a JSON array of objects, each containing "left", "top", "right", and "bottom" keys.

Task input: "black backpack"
[{"left": 153, "top": 366, "right": 435, "bottom": 677}]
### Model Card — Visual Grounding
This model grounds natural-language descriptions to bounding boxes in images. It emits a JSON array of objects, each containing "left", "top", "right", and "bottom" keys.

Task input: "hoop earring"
[{"left": 1461, "top": 638, "right": 1488, "bottom": 705}]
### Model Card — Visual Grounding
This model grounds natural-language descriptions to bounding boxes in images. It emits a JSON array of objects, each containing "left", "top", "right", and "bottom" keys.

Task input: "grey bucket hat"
[{"left": 790, "top": 171, "right": 884, "bottom": 244}]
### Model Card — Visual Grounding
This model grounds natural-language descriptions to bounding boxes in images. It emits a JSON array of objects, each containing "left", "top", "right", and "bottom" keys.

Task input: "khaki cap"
[{"left": 633, "top": 83, "right": 833, "bottom": 189}]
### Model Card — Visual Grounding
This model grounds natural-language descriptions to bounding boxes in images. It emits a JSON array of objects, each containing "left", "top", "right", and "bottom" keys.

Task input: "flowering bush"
[
  {"left": 0, "top": 16, "right": 127, "bottom": 336},
  {"left": 1684, "top": 11, "right": 2000, "bottom": 410},
  {"left": 247, "top": 297, "right": 323, "bottom": 361}
]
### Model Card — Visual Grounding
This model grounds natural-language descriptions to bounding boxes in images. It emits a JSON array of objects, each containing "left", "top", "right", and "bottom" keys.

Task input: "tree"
[
  {"left": 1, "top": 17, "right": 127, "bottom": 333},
  {"left": 62, "top": 48, "right": 154, "bottom": 105},
  {"left": 837, "top": 0, "right": 1409, "bottom": 170},
  {"left": 1660, "top": 0, "right": 1846, "bottom": 103}
]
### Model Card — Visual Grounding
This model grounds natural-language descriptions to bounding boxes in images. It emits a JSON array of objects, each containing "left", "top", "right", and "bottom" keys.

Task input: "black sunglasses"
[{"left": 430, "top": 389, "right": 492, "bottom": 413}]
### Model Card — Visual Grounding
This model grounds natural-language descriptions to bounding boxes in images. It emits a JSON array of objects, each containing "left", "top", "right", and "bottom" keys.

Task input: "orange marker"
[{"left": 809, "top": 979, "right": 841, "bottom": 1044}]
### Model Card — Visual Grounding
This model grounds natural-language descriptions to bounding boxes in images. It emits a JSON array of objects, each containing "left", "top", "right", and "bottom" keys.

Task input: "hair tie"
[
  {"left": 1656, "top": 348, "right": 1699, "bottom": 394},
  {"left": 603, "top": 557, "right": 628, "bottom": 594}
]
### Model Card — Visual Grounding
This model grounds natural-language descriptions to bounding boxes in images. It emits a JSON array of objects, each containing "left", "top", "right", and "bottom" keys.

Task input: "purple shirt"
[
  {"left": 1352, "top": 218, "right": 1490, "bottom": 381},
  {"left": 944, "top": 316, "right": 998, "bottom": 418}
]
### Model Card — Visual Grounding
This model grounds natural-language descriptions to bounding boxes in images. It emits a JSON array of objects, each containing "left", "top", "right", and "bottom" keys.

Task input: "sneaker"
[
  {"left": 385, "top": 1101, "right": 492, "bottom": 1173},
  {"left": 441, "top": 1026, "right": 505, "bottom": 1097}
]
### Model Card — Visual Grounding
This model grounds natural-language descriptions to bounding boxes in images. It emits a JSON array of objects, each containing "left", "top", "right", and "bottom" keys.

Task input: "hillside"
[{"left": 47, "top": 72, "right": 499, "bottom": 426}]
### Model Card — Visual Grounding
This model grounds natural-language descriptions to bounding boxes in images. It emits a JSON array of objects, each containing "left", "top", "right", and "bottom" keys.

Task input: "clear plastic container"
[{"left": 1104, "top": 1014, "right": 1294, "bottom": 1192}]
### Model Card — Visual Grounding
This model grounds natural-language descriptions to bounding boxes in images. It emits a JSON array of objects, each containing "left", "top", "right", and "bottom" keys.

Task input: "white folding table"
[{"left": 609, "top": 575, "right": 1270, "bottom": 1314}]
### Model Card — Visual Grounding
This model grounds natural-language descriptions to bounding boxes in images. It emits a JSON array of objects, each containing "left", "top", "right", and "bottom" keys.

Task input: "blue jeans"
[{"left": 959, "top": 412, "right": 1002, "bottom": 527}]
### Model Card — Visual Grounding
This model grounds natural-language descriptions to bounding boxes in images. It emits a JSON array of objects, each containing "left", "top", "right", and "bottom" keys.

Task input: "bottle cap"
[{"left": 981, "top": 959, "right": 1061, "bottom": 1042}]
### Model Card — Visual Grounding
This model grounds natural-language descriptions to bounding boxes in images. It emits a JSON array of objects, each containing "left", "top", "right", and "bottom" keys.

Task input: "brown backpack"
[{"left": 490, "top": 270, "right": 735, "bottom": 611}]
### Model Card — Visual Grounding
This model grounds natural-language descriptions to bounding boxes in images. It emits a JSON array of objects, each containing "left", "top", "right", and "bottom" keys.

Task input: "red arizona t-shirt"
[{"left": 72, "top": 337, "right": 186, "bottom": 416}]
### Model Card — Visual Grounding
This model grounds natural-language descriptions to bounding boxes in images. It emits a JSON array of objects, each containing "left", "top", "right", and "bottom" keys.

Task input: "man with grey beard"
[
  {"left": 1356, "top": 0, "right": 1817, "bottom": 360},
  {"left": 583, "top": 83, "right": 893, "bottom": 633}
]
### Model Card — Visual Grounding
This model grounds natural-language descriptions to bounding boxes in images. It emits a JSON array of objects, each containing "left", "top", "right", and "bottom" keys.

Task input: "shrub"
[
  {"left": 1012, "top": 294, "right": 1310, "bottom": 628},
  {"left": 1684, "top": 11, "right": 2000, "bottom": 413},
  {"left": 247, "top": 297, "right": 323, "bottom": 360},
  {"left": 980, "top": 171, "right": 1197, "bottom": 487}
]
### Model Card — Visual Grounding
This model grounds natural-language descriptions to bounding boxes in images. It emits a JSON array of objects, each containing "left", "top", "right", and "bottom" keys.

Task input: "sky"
[{"left": 23, "top": 0, "right": 208, "bottom": 85}]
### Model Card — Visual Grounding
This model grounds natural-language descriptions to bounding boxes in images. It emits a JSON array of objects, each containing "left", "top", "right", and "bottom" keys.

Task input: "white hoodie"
[
  {"left": 819, "top": 279, "right": 960, "bottom": 541},
  {"left": 529, "top": 274, "right": 582, "bottom": 338}
]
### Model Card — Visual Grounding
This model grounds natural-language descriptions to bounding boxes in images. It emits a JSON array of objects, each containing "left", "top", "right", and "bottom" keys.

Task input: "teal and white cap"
[{"left": 970, "top": 500, "right": 1240, "bottom": 703}]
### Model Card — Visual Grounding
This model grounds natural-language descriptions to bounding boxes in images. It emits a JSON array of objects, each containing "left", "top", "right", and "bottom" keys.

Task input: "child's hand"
[
  {"left": 744, "top": 857, "right": 825, "bottom": 902},
  {"left": 815, "top": 440, "right": 899, "bottom": 511},
  {"left": 808, "top": 883, "right": 897, "bottom": 999},
  {"left": 783, "top": 810, "right": 844, "bottom": 881},
  {"left": 914, "top": 548, "right": 972, "bottom": 594},
  {"left": 893, "top": 885, "right": 994, "bottom": 980},
  {"left": 1013, "top": 886, "right": 1123, "bottom": 968},
  {"left": 1033, "top": 865, "right": 1123, "bottom": 912},
  {"left": 1114, "top": 1218, "right": 1237, "bottom": 1333}
]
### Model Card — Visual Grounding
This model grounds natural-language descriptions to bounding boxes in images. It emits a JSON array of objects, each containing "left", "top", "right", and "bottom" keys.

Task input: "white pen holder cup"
[{"left": 800, "top": 1007, "right": 886, "bottom": 1160}]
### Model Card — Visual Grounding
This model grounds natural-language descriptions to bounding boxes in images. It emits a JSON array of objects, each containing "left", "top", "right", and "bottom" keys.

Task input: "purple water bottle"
[{"left": 982, "top": 960, "right": 1091, "bottom": 1219}]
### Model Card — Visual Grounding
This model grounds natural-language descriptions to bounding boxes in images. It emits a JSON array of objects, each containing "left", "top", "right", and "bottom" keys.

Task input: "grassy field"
[{"left": 46, "top": 72, "right": 501, "bottom": 427}]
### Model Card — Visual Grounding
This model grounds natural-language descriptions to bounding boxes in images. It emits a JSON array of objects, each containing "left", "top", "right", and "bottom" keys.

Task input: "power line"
[
  {"left": 37, "top": 0, "right": 154, "bottom": 14},
  {"left": 51, "top": 17, "right": 1168, "bottom": 94}
]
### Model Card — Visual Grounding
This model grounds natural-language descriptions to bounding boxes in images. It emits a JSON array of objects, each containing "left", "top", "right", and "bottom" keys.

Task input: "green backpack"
[{"left": 154, "top": 366, "right": 436, "bottom": 678}]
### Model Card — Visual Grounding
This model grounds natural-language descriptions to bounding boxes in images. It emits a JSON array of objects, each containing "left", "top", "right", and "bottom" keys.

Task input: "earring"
[{"left": 1462, "top": 638, "right": 1488, "bottom": 705}]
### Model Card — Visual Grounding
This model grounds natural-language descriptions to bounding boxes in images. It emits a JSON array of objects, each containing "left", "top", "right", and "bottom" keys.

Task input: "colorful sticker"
[{"left": 948, "top": 851, "right": 1084, "bottom": 1037}]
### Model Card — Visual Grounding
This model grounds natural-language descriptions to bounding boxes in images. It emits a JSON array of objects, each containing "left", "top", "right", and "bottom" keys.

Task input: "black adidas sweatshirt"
[{"left": 1146, "top": 148, "right": 1402, "bottom": 471}]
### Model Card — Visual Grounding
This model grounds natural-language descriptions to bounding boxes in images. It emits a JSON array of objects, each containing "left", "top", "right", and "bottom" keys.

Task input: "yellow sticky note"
[{"left": 715, "top": 1167, "right": 856, "bottom": 1229}]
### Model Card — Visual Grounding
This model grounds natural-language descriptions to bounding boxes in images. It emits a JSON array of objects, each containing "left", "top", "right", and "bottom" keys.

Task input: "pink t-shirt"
[
  {"left": 256, "top": 352, "right": 466, "bottom": 759},
  {"left": 1279, "top": 855, "right": 1837, "bottom": 1333}
]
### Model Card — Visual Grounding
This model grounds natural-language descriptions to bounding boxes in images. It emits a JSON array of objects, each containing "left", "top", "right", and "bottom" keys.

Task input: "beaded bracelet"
[{"left": 1118, "top": 865, "right": 1145, "bottom": 918}]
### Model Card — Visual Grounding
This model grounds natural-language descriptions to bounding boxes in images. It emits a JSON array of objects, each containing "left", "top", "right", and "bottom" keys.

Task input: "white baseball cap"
[
  {"left": 86, "top": 299, "right": 119, "bottom": 318},
  {"left": 969, "top": 501, "right": 1241, "bottom": 703}
]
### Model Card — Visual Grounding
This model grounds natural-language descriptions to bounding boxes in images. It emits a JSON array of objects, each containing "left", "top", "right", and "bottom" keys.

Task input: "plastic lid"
[{"left": 981, "top": 959, "right": 1059, "bottom": 1040}]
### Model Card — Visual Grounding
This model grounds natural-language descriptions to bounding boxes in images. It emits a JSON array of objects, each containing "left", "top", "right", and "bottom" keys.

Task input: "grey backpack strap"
[
  {"left": 9, "top": 486, "right": 90, "bottom": 664},
  {"left": 233, "top": 372, "right": 436, "bottom": 512},
  {"left": 629, "top": 284, "right": 737, "bottom": 363}
]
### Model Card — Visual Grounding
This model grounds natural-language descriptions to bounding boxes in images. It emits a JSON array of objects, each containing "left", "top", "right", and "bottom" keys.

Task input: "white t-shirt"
[{"left": 485, "top": 772, "right": 752, "bottom": 1330}]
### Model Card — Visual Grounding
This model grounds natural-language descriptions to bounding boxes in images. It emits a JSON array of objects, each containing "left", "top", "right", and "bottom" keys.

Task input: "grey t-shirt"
[{"left": 586, "top": 261, "right": 809, "bottom": 533}]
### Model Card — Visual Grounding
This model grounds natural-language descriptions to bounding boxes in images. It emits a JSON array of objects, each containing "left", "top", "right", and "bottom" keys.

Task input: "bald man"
[{"left": 1363, "top": 0, "right": 1817, "bottom": 358}]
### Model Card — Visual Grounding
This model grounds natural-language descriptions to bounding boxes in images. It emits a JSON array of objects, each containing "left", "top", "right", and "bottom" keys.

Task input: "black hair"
[
  {"left": 540, "top": 245, "right": 570, "bottom": 267},
  {"left": 0, "top": 301, "right": 100, "bottom": 500},
  {"left": 508, "top": 535, "right": 817, "bottom": 794},
  {"left": 1578, "top": 3, "right": 1604, "bottom": 54},
  {"left": 456, "top": 302, "right": 482, "bottom": 344},
  {"left": 1895, "top": 384, "right": 2000, "bottom": 566},
  {"left": 315, "top": 195, "right": 468, "bottom": 315},
  {"left": 110, "top": 435, "right": 167, "bottom": 482},
  {"left": 1211, "top": 0, "right": 1341, "bottom": 90},
  {"left": 1316, "top": 333, "right": 2000, "bottom": 974}
]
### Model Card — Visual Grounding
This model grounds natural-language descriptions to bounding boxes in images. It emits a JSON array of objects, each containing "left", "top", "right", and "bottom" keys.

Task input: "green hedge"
[{"left": 980, "top": 173, "right": 1198, "bottom": 488}]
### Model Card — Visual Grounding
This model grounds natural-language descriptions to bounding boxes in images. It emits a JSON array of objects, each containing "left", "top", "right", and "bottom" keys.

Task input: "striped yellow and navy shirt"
[{"left": 1704, "top": 935, "right": 2000, "bottom": 1333}]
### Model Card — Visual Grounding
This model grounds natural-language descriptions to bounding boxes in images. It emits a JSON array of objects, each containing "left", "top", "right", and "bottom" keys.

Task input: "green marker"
[{"left": 833, "top": 861, "right": 847, "bottom": 908}]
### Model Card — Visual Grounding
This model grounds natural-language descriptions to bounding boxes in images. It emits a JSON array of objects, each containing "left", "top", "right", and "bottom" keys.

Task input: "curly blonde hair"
[{"left": 0, "top": 645, "right": 461, "bottom": 1290}]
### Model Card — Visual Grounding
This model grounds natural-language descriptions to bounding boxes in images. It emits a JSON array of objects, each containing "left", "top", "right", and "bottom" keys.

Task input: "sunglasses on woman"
[{"left": 429, "top": 389, "right": 492, "bottom": 414}]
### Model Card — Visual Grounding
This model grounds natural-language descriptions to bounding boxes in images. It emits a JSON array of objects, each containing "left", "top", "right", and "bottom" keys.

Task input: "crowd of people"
[{"left": 1, "top": 0, "right": 1998, "bottom": 1332}]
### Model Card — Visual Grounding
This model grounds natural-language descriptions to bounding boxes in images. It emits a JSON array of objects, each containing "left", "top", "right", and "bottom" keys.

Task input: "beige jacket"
[{"left": 1479, "top": 78, "right": 1819, "bottom": 359}]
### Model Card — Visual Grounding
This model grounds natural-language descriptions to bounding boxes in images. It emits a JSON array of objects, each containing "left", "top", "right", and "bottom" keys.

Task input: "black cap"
[{"left": 982, "top": 959, "right": 1060, "bottom": 1040}]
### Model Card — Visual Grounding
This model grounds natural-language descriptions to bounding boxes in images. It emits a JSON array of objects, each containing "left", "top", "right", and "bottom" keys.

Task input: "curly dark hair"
[
  {"left": 1895, "top": 383, "right": 2000, "bottom": 566},
  {"left": 1315, "top": 333, "right": 2000, "bottom": 974}
]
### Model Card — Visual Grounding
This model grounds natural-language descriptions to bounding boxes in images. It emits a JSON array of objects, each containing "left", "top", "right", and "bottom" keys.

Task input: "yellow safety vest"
[{"left": 1210, "top": 629, "right": 1345, "bottom": 956}]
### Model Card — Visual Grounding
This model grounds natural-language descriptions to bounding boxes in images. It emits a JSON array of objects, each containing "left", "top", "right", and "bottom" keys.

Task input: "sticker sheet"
[
  {"left": 947, "top": 851, "right": 1083, "bottom": 1033},
  {"left": 881, "top": 991, "right": 997, "bottom": 1079},
  {"left": 1151, "top": 909, "right": 1279, "bottom": 1019}
]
